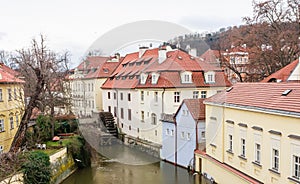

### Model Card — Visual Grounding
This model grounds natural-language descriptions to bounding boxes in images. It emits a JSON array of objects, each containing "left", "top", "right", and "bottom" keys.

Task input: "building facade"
[
  {"left": 67, "top": 56, "right": 120, "bottom": 117},
  {"left": 0, "top": 64, "right": 24, "bottom": 153},
  {"left": 102, "top": 46, "right": 230, "bottom": 151},
  {"left": 195, "top": 83, "right": 300, "bottom": 184},
  {"left": 161, "top": 99, "right": 205, "bottom": 168}
]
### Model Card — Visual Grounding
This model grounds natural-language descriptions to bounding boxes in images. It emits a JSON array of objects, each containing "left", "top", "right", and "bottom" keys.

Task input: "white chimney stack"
[
  {"left": 139, "top": 46, "right": 148, "bottom": 58},
  {"left": 158, "top": 47, "right": 167, "bottom": 64}
]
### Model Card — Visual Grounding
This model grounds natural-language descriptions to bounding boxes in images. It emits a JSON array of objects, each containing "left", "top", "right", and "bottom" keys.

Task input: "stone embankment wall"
[{"left": 50, "top": 147, "right": 77, "bottom": 184}]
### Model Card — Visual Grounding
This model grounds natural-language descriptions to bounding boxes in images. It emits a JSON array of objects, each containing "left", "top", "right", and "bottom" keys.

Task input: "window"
[
  {"left": 141, "top": 91, "right": 144, "bottom": 101},
  {"left": 114, "top": 92, "right": 116, "bottom": 99},
  {"left": 0, "top": 119, "right": 4, "bottom": 132},
  {"left": 154, "top": 92, "right": 158, "bottom": 102},
  {"left": 120, "top": 108, "right": 124, "bottom": 119},
  {"left": 108, "top": 92, "right": 111, "bottom": 99},
  {"left": 108, "top": 106, "right": 111, "bottom": 113},
  {"left": 187, "top": 133, "right": 191, "bottom": 140},
  {"left": 241, "top": 138, "right": 246, "bottom": 157},
  {"left": 151, "top": 113, "right": 157, "bottom": 125},
  {"left": 120, "top": 93, "right": 123, "bottom": 100},
  {"left": 228, "top": 135, "right": 233, "bottom": 152},
  {"left": 181, "top": 132, "right": 185, "bottom": 139},
  {"left": 293, "top": 155, "right": 300, "bottom": 180},
  {"left": 171, "top": 130, "right": 174, "bottom": 136},
  {"left": 91, "top": 83, "right": 94, "bottom": 91},
  {"left": 155, "top": 130, "right": 157, "bottom": 136},
  {"left": 184, "top": 74, "right": 190, "bottom": 82},
  {"left": 166, "top": 129, "right": 170, "bottom": 135},
  {"left": 88, "top": 83, "right": 90, "bottom": 91},
  {"left": 128, "top": 109, "right": 131, "bottom": 121},
  {"left": 201, "top": 91, "right": 207, "bottom": 98},
  {"left": 114, "top": 107, "right": 117, "bottom": 117},
  {"left": 128, "top": 93, "right": 131, "bottom": 101},
  {"left": 141, "top": 111, "right": 144, "bottom": 122},
  {"left": 174, "top": 92, "right": 180, "bottom": 103},
  {"left": 152, "top": 74, "right": 156, "bottom": 84},
  {"left": 255, "top": 143, "right": 261, "bottom": 163},
  {"left": 8, "top": 89, "right": 12, "bottom": 101},
  {"left": 14, "top": 88, "right": 17, "bottom": 100},
  {"left": 193, "top": 91, "right": 199, "bottom": 99},
  {"left": 272, "top": 149, "right": 279, "bottom": 171},
  {"left": 10, "top": 117, "right": 13, "bottom": 129},
  {"left": 205, "top": 71, "right": 215, "bottom": 83},
  {"left": 0, "top": 89, "right": 2, "bottom": 101},
  {"left": 129, "top": 125, "right": 131, "bottom": 130},
  {"left": 92, "top": 100, "right": 94, "bottom": 108},
  {"left": 16, "top": 115, "right": 19, "bottom": 127}
]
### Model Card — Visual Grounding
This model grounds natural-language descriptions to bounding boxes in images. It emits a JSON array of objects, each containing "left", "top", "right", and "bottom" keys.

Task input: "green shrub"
[
  {"left": 66, "top": 135, "right": 91, "bottom": 168},
  {"left": 22, "top": 151, "right": 51, "bottom": 184}
]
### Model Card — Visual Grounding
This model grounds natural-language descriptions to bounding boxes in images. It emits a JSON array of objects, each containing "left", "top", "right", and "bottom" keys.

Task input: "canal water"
[{"left": 61, "top": 144, "right": 206, "bottom": 184}]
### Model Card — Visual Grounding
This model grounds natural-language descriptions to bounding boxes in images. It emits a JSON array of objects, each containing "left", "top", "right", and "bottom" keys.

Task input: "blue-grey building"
[{"left": 161, "top": 99, "right": 206, "bottom": 169}]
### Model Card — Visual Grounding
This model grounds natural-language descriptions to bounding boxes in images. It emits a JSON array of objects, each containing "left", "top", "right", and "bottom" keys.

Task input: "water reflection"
[
  {"left": 62, "top": 142, "right": 204, "bottom": 184},
  {"left": 62, "top": 161, "right": 204, "bottom": 184}
]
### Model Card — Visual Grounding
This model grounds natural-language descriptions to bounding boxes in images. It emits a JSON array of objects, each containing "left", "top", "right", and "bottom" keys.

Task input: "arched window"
[{"left": 151, "top": 113, "right": 157, "bottom": 125}]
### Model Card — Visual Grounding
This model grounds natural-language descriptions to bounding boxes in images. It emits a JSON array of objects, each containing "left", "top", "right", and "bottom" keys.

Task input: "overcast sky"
[{"left": 0, "top": 0, "right": 253, "bottom": 67}]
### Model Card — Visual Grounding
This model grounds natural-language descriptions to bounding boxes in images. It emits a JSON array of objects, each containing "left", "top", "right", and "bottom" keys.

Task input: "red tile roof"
[
  {"left": 102, "top": 48, "right": 231, "bottom": 89},
  {"left": 182, "top": 99, "right": 205, "bottom": 120},
  {"left": 205, "top": 83, "right": 300, "bottom": 115},
  {"left": 0, "top": 63, "right": 24, "bottom": 83},
  {"left": 261, "top": 59, "right": 300, "bottom": 82},
  {"left": 200, "top": 49, "right": 221, "bottom": 64},
  {"left": 75, "top": 56, "right": 120, "bottom": 79}
]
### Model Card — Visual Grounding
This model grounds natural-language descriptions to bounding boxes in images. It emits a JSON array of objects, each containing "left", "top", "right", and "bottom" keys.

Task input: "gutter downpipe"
[{"left": 174, "top": 115, "right": 177, "bottom": 166}]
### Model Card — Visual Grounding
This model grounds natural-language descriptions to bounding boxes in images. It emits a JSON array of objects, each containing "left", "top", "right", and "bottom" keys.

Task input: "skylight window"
[
  {"left": 282, "top": 89, "right": 292, "bottom": 96},
  {"left": 226, "top": 87, "right": 233, "bottom": 92}
]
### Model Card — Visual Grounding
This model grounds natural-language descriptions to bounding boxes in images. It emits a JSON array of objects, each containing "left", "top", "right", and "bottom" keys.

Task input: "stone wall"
[{"left": 50, "top": 148, "right": 77, "bottom": 184}]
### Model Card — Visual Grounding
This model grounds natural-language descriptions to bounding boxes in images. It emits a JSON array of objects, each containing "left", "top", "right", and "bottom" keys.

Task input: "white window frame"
[
  {"left": 193, "top": 91, "right": 199, "bottom": 99},
  {"left": 272, "top": 148, "right": 280, "bottom": 171},
  {"left": 151, "top": 113, "right": 157, "bottom": 125},
  {"left": 241, "top": 138, "right": 246, "bottom": 157},
  {"left": 201, "top": 91, "right": 207, "bottom": 98},
  {"left": 174, "top": 92, "right": 180, "bottom": 103},
  {"left": 181, "top": 132, "right": 185, "bottom": 139},
  {"left": 228, "top": 134, "right": 233, "bottom": 152},
  {"left": 255, "top": 143, "right": 261, "bottom": 163},
  {"left": 293, "top": 155, "right": 300, "bottom": 180},
  {"left": 187, "top": 133, "right": 191, "bottom": 140}
]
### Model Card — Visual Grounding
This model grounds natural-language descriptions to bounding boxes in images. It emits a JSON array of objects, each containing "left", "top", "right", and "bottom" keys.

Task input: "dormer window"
[
  {"left": 181, "top": 71, "right": 192, "bottom": 83},
  {"left": 140, "top": 73, "right": 148, "bottom": 84},
  {"left": 151, "top": 72, "right": 159, "bottom": 84},
  {"left": 205, "top": 71, "right": 215, "bottom": 83}
]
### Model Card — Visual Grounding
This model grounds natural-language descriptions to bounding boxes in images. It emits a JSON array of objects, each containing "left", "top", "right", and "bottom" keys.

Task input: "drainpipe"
[
  {"left": 162, "top": 88, "right": 165, "bottom": 114},
  {"left": 196, "top": 121, "right": 199, "bottom": 150},
  {"left": 174, "top": 115, "right": 177, "bottom": 166}
]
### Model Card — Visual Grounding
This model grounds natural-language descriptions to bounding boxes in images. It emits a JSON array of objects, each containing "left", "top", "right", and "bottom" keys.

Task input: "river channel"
[{"left": 61, "top": 144, "right": 206, "bottom": 184}]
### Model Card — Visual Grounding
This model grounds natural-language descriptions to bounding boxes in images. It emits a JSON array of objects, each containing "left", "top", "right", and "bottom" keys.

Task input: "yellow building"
[
  {"left": 195, "top": 83, "right": 300, "bottom": 184},
  {"left": 0, "top": 64, "right": 24, "bottom": 153}
]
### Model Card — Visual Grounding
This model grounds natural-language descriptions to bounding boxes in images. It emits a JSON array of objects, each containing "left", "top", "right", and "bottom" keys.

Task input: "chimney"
[
  {"left": 158, "top": 47, "right": 167, "bottom": 64},
  {"left": 189, "top": 48, "right": 197, "bottom": 57},
  {"left": 139, "top": 46, "right": 148, "bottom": 58}
]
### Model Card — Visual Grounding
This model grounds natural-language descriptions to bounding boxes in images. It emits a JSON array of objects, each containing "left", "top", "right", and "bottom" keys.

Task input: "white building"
[
  {"left": 67, "top": 55, "right": 120, "bottom": 117},
  {"left": 102, "top": 46, "right": 231, "bottom": 150}
]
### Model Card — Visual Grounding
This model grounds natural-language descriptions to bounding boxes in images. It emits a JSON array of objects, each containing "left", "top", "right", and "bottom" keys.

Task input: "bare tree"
[
  {"left": 0, "top": 152, "right": 26, "bottom": 183},
  {"left": 9, "top": 35, "right": 70, "bottom": 152},
  {"left": 243, "top": 0, "right": 300, "bottom": 78}
]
